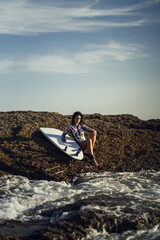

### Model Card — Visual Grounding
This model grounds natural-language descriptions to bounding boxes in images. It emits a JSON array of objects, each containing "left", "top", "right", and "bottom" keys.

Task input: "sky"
[{"left": 0, "top": 0, "right": 160, "bottom": 120}]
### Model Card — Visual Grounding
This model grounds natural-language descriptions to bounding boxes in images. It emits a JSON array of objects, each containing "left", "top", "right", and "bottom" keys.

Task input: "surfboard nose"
[{"left": 76, "top": 148, "right": 82, "bottom": 156}]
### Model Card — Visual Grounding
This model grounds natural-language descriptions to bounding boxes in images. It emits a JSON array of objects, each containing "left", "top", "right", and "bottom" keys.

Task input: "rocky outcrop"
[
  {"left": 0, "top": 111, "right": 160, "bottom": 240},
  {"left": 0, "top": 111, "right": 159, "bottom": 181}
]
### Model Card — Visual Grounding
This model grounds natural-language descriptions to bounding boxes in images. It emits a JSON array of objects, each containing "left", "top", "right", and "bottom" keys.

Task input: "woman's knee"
[{"left": 92, "top": 130, "right": 97, "bottom": 137}]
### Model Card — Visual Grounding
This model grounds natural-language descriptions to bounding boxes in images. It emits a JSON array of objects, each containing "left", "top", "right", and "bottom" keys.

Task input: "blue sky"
[{"left": 0, "top": 0, "right": 160, "bottom": 120}]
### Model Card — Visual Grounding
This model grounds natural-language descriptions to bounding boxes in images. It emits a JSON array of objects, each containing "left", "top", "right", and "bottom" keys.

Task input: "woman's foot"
[{"left": 89, "top": 155, "right": 99, "bottom": 167}]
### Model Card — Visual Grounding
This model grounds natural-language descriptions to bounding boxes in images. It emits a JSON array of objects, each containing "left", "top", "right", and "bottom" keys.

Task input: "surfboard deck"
[{"left": 40, "top": 127, "right": 83, "bottom": 160}]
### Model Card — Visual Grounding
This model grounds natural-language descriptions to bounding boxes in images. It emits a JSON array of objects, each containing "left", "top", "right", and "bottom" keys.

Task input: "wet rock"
[
  {"left": 0, "top": 234, "right": 19, "bottom": 240},
  {"left": 25, "top": 208, "right": 160, "bottom": 240}
]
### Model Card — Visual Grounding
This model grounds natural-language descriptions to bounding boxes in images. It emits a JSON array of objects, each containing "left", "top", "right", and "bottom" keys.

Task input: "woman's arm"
[
  {"left": 81, "top": 125, "right": 94, "bottom": 133},
  {"left": 61, "top": 125, "right": 71, "bottom": 142}
]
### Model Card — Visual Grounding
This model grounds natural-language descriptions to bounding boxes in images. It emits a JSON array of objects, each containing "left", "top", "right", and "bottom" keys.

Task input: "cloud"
[
  {"left": 23, "top": 54, "right": 81, "bottom": 74},
  {"left": 0, "top": 41, "right": 149, "bottom": 74},
  {"left": 0, "top": 0, "right": 159, "bottom": 35},
  {"left": 75, "top": 41, "right": 148, "bottom": 68},
  {"left": 0, "top": 59, "right": 16, "bottom": 73},
  {"left": 81, "top": 41, "right": 148, "bottom": 63}
]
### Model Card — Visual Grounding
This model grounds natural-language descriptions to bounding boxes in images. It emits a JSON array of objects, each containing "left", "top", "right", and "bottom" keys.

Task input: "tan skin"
[{"left": 62, "top": 115, "right": 98, "bottom": 167}]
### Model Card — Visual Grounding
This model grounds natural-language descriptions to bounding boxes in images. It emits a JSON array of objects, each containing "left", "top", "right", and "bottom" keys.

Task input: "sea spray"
[{"left": 0, "top": 171, "right": 160, "bottom": 239}]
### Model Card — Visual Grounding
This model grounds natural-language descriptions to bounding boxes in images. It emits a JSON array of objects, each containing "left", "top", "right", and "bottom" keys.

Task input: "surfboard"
[{"left": 40, "top": 127, "right": 83, "bottom": 160}]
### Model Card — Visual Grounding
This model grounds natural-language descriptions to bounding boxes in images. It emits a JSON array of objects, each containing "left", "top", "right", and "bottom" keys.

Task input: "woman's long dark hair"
[{"left": 71, "top": 111, "right": 83, "bottom": 125}]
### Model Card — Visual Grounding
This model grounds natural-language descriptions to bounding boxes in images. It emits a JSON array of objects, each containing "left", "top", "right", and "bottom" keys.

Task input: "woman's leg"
[
  {"left": 79, "top": 138, "right": 98, "bottom": 166},
  {"left": 89, "top": 130, "right": 97, "bottom": 149},
  {"left": 79, "top": 139, "right": 93, "bottom": 155}
]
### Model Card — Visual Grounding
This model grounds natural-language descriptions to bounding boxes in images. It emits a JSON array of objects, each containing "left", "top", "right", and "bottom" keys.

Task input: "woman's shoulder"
[
  {"left": 67, "top": 124, "right": 76, "bottom": 129},
  {"left": 66, "top": 124, "right": 72, "bottom": 128}
]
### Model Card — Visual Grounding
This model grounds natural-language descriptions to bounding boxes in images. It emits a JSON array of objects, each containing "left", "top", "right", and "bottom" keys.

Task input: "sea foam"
[{"left": 0, "top": 171, "right": 160, "bottom": 239}]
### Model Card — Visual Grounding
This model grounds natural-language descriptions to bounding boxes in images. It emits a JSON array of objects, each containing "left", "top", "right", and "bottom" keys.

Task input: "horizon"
[{"left": 0, "top": 109, "right": 159, "bottom": 121}]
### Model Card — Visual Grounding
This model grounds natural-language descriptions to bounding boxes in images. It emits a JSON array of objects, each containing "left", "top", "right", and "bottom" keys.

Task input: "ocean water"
[{"left": 0, "top": 171, "right": 160, "bottom": 239}]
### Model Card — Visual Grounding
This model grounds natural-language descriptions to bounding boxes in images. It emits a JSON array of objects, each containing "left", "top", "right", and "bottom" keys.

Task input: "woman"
[{"left": 61, "top": 111, "right": 98, "bottom": 166}]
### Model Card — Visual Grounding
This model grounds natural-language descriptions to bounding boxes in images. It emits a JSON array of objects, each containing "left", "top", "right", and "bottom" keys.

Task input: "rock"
[
  {"left": 0, "top": 111, "right": 160, "bottom": 181},
  {"left": 0, "top": 111, "right": 160, "bottom": 240}
]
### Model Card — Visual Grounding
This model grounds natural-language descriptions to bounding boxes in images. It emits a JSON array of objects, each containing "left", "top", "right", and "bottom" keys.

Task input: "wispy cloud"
[
  {"left": 0, "top": 59, "right": 16, "bottom": 73},
  {"left": 77, "top": 41, "right": 148, "bottom": 64},
  {"left": 23, "top": 54, "right": 81, "bottom": 74},
  {"left": 0, "top": 0, "right": 159, "bottom": 35},
  {"left": 0, "top": 41, "right": 149, "bottom": 74}
]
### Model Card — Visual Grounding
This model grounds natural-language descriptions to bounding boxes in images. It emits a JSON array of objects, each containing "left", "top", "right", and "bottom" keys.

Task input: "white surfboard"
[{"left": 40, "top": 127, "right": 83, "bottom": 160}]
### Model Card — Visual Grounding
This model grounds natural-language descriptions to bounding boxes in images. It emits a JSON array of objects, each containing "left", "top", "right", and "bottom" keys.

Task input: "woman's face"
[{"left": 74, "top": 115, "right": 81, "bottom": 126}]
